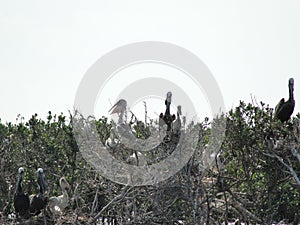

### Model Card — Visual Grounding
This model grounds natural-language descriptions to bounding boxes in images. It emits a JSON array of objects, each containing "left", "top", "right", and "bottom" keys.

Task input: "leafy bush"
[{"left": 0, "top": 101, "right": 299, "bottom": 224}]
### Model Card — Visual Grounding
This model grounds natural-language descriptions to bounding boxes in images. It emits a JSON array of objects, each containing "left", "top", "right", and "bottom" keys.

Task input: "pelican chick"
[{"left": 48, "top": 177, "right": 70, "bottom": 214}]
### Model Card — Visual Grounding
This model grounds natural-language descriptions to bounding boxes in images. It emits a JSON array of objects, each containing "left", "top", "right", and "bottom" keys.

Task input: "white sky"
[{"left": 0, "top": 0, "right": 299, "bottom": 123}]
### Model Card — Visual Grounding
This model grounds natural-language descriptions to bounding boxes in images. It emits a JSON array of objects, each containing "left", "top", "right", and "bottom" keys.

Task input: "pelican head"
[
  {"left": 37, "top": 168, "right": 46, "bottom": 194},
  {"left": 18, "top": 167, "right": 24, "bottom": 174},
  {"left": 109, "top": 99, "right": 127, "bottom": 114},
  {"left": 289, "top": 78, "right": 294, "bottom": 86}
]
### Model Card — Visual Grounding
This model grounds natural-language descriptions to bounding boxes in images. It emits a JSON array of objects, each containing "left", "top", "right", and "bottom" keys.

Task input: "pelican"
[
  {"left": 109, "top": 99, "right": 136, "bottom": 141},
  {"left": 172, "top": 105, "right": 182, "bottom": 135},
  {"left": 159, "top": 113, "right": 165, "bottom": 131},
  {"left": 13, "top": 167, "right": 30, "bottom": 219},
  {"left": 275, "top": 78, "right": 295, "bottom": 122},
  {"left": 109, "top": 99, "right": 127, "bottom": 124},
  {"left": 165, "top": 91, "right": 172, "bottom": 115},
  {"left": 48, "top": 177, "right": 70, "bottom": 214},
  {"left": 29, "top": 168, "right": 48, "bottom": 216},
  {"left": 160, "top": 92, "right": 176, "bottom": 141}
]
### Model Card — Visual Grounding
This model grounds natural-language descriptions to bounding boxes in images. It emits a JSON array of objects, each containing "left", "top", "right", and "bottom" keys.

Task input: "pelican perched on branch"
[
  {"left": 13, "top": 167, "right": 30, "bottom": 219},
  {"left": 275, "top": 78, "right": 295, "bottom": 122},
  {"left": 29, "top": 168, "right": 48, "bottom": 216},
  {"left": 159, "top": 92, "right": 176, "bottom": 141},
  {"left": 48, "top": 177, "right": 70, "bottom": 214}
]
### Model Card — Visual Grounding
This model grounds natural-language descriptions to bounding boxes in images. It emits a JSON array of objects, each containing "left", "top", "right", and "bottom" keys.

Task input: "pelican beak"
[
  {"left": 109, "top": 104, "right": 123, "bottom": 114},
  {"left": 108, "top": 99, "right": 127, "bottom": 114}
]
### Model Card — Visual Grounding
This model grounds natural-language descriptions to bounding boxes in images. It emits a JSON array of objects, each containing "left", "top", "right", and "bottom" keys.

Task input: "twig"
[
  {"left": 231, "top": 199, "right": 262, "bottom": 223},
  {"left": 90, "top": 185, "right": 134, "bottom": 223},
  {"left": 264, "top": 152, "right": 300, "bottom": 186},
  {"left": 143, "top": 101, "right": 147, "bottom": 126},
  {"left": 291, "top": 147, "right": 300, "bottom": 165}
]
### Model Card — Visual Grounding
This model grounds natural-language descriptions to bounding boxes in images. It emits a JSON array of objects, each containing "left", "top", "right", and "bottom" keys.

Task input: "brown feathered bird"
[{"left": 275, "top": 78, "right": 295, "bottom": 122}]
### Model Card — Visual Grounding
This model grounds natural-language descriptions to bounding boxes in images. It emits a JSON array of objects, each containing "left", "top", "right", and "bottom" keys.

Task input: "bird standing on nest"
[
  {"left": 13, "top": 167, "right": 30, "bottom": 219},
  {"left": 29, "top": 168, "right": 48, "bottom": 216},
  {"left": 48, "top": 177, "right": 71, "bottom": 215}
]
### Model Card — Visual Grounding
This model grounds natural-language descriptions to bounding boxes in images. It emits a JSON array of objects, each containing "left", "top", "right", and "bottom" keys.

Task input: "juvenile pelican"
[{"left": 48, "top": 177, "right": 70, "bottom": 214}]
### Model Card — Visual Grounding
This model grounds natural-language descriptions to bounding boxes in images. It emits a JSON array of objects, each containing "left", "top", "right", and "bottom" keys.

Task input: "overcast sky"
[{"left": 0, "top": 0, "right": 299, "bottom": 123}]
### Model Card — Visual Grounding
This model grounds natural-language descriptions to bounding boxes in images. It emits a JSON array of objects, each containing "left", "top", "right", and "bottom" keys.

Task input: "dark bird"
[
  {"left": 159, "top": 92, "right": 176, "bottom": 141},
  {"left": 13, "top": 167, "right": 30, "bottom": 219},
  {"left": 165, "top": 91, "right": 172, "bottom": 116},
  {"left": 275, "top": 78, "right": 295, "bottom": 122},
  {"left": 29, "top": 168, "right": 48, "bottom": 216}
]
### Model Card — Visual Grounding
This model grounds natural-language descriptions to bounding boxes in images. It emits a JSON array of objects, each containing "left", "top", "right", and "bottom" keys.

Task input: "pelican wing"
[{"left": 275, "top": 98, "right": 285, "bottom": 117}]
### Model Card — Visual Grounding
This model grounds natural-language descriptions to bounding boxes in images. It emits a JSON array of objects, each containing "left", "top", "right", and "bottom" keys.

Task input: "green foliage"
[{"left": 0, "top": 101, "right": 299, "bottom": 224}]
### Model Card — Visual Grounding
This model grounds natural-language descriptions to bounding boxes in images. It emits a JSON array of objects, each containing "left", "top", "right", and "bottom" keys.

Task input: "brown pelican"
[
  {"left": 275, "top": 78, "right": 295, "bottom": 122},
  {"left": 29, "top": 168, "right": 48, "bottom": 216},
  {"left": 165, "top": 91, "right": 172, "bottom": 115},
  {"left": 48, "top": 177, "right": 70, "bottom": 214},
  {"left": 160, "top": 92, "right": 176, "bottom": 141},
  {"left": 172, "top": 105, "right": 182, "bottom": 135},
  {"left": 13, "top": 167, "right": 30, "bottom": 219}
]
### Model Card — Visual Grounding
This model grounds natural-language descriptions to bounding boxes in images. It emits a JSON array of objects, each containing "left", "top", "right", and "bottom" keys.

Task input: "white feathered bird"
[{"left": 48, "top": 177, "right": 70, "bottom": 214}]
